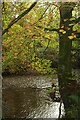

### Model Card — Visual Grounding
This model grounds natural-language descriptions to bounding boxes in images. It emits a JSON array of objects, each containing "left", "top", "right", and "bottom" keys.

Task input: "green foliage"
[
  {"left": 2, "top": 1, "right": 79, "bottom": 76},
  {"left": 2, "top": 2, "right": 80, "bottom": 119},
  {"left": 31, "top": 57, "right": 55, "bottom": 74},
  {"left": 65, "top": 94, "right": 80, "bottom": 118},
  {"left": 2, "top": 2, "right": 59, "bottom": 74},
  {"left": 66, "top": 106, "right": 78, "bottom": 119},
  {"left": 69, "top": 94, "right": 79, "bottom": 104}
]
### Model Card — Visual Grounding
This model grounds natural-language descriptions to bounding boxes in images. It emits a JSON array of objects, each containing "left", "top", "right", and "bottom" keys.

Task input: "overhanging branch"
[
  {"left": 44, "top": 27, "right": 59, "bottom": 33},
  {"left": 37, "top": 25, "right": 59, "bottom": 33},
  {"left": 2, "top": 1, "right": 38, "bottom": 35}
]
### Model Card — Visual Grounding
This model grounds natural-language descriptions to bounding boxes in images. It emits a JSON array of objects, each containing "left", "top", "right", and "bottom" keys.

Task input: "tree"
[
  {"left": 45, "top": 2, "right": 80, "bottom": 118},
  {"left": 2, "top": 1, "right": 80, "bottom": 118},
  {"left": 58, "top": 3, "right": 79, "bottom": 118}
]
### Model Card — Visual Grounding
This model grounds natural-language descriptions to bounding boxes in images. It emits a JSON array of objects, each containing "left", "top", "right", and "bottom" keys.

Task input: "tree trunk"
[{"left": 58, "top": 3, "right": 77, "bottom": 118}]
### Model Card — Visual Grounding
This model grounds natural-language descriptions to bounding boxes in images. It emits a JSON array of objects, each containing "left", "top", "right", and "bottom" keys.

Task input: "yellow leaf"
[
  {"left": 69, "top": 24, "right": 73, "bottom": 26},
  {"left": 73, "top": 35, "right": 76, "bottom": 38},
  {"left": 70, "top": 18, "right": 75, "bottom": 21},
  {"left": 71, "top": 33, "right": 76, "bottom": 38},
  {"left": 59, "top": 29, "right": 64, "bottom": 32},
  {"left": 62, "top": 31, "right": 66, "bottom": 34},
  {"left": 68, "top": 36, "right": 74, "bottom": 39}
]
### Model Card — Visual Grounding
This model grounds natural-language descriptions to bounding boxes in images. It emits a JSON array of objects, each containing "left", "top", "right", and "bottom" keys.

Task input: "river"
[{"left": 2, "top": 75, "right": 64, "bottom": 119}]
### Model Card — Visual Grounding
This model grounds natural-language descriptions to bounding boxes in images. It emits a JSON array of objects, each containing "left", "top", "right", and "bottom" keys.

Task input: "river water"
[{"left": 2, "top": 75, "right": 64, "bottom": 119}]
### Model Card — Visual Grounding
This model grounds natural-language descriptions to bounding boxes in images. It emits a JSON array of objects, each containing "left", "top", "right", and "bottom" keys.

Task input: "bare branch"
[
  {"left": 38, "top": 3, "right": 51, "bottom": 21},
  {"left": 2, "top": 1, "right": 38, "bottom": 35},
  {"left": 44, "top": 27, "right": 59, "bottom": 33},
  {"left": 37, "top": 25, "right": 59, "bottom": 33}
]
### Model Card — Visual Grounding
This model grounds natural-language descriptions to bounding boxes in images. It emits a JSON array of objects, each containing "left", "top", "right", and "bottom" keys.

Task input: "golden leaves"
[
  {"left": 68, "top": 33, "right": 76, "bottom": 40},
  {"left": 59, "top": 29, "right": 66, "bottom": 34},
  {"left": 68, "top": 36, "right": 74, "bottom": 39},
  {"left": 62, "top": 31, "right": 66, "bottom": 34},
  {"left": 59, "top": 28, "right": 77, "bottom": 39}
]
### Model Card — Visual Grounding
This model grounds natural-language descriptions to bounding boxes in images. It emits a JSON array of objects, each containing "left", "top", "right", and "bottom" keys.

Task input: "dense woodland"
[{"left": 2, "top": 1, "right": 80, "bottom": 119}]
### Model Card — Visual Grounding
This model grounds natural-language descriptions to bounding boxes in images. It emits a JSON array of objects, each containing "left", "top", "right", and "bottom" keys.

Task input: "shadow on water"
[
  {"left": 3, "top": 87, "right": 41, "bottom": 118},
  {"left": 2, "top": 75, "right": 64, "bottom": 119}
]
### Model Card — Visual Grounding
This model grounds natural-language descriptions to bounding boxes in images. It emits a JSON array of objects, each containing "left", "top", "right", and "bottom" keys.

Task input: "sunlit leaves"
[
  {"left": 59, "top": 29, "right": 66, "bottom": 34},
  {"left": 2, "top": 1, "right": 79, "bottom": 74},
  {"left": 31, "top": 57, "right": 53, "bottom": 74},
  {"left": 69, "top": 23, "right": 74, "bottom": 26},
  {"left": 68, "top": 34, "right": 76, "bottom": 40},
  {"left": 68, "top": 36, "right": 74, "bottom": 40},
  {"left": 70, "top": 17, "right": 76, "bottom": 21}
]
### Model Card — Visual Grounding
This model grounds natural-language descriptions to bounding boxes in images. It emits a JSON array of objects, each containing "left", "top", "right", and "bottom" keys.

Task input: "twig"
[{"left": 2, "top": 1, "right": 38, "bottom": 35}]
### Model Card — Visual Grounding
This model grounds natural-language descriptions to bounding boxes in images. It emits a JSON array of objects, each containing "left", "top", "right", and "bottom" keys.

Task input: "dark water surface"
[{"left": 2, "top": 75, "right": 64, "bottom": 119}]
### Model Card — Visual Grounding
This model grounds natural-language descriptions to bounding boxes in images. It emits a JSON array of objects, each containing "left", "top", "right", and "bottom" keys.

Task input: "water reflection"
[
  {"left": 3, "top": 87, "right": 40, "bottom": 118},
  {"left": 2, "top": 75, "right": 64, "bottom": 118}
]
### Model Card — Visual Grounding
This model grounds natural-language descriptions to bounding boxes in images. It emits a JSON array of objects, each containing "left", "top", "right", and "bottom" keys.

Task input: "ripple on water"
[{"left": 2, "top": 75, "right": 64, "bottom": 118}]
